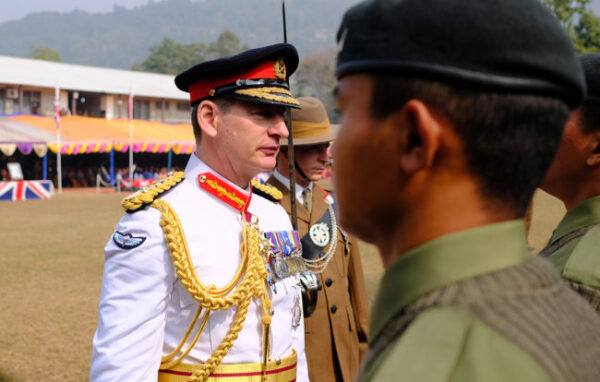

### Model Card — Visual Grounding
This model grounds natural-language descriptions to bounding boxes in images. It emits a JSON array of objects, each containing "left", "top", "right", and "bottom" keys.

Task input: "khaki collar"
[{"left": 370, "top": 220, "right": 530, "bottom": 342}]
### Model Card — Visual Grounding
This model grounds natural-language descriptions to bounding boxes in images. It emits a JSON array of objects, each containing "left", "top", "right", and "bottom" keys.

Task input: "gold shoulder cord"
[{"left": 151, "top": 199, "right": 273, "bottom": 382}]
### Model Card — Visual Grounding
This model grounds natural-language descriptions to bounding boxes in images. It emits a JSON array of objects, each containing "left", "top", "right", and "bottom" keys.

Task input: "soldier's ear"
[
  {"left": 397, "top": 99, "right": 441, "bottom": 174},
  {"left": 586, "top": 130, "right": 600, "bottom": 167},
  {"left": 197, "top": 100, "right": 220, "bottom": 138}
]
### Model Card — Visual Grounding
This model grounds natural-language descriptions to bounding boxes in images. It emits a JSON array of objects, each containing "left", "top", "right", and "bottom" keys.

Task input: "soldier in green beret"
[
  {"left": 540, "top": 53, "right": 600, "bottom": 312},
  {"left": 332, "top": 0, "right": 600, "bottom": 381}
]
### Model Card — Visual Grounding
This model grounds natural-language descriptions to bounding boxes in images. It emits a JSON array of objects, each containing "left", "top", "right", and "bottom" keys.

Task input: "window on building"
[
  {"left": 134, "top": 99, "right": 150, "bottom": 120},
  {"left": 20, "top": 90, "right": 41, "bottom": 114},
  {"left": 177, "top": 102, "right": 190, "bottom": 112},
  {"left": 155, "top": 100, "right": 171, "bottom": 111}
]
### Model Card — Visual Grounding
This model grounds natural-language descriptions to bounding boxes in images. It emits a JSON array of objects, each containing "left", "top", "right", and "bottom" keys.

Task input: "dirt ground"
[{"left": 0, "top": 188, "right": 565, "bottom": 381}]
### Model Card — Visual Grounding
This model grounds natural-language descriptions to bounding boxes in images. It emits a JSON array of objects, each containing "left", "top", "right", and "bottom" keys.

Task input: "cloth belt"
[{"left": 158, "top": 351, "right": 297, "bottom": 382}]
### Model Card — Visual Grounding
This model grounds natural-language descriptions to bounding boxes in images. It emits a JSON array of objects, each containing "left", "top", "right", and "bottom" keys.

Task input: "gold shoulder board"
[
  {"left": 121, "top": 172, "right": 185, "bottom": 212},
  {"left": 251, "top": 179, "right": 283, "bottom": 202}
]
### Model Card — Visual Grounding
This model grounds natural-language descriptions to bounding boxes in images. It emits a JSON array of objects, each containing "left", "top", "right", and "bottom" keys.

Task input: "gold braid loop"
[
  {"left": 234, "top": 87, "right": 301, "bottom": 106},
  {"left": 151, "top": 199, "right": 272, "bottom": 382},
  {"left": 121, "top": 172, "right": 185, "bottom": 212},
  {"left": 251, "top": 180, "right": 283, "bottom": 201}
]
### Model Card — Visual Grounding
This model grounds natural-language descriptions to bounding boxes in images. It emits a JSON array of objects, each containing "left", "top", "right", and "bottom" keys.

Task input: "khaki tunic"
[
  {"left": 267, "top": 176, "right": 370, "bottom": 382},
  {"left": 539, "top": 195, "right": 600, "bottom": 311},
  {"left": 360, "top": 221, "right": 600, "bottom": 382}
]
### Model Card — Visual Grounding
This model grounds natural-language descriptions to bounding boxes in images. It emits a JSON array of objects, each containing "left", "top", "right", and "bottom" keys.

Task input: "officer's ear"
[
  {"left": 196, "top": 100, "right": 221, "bottom": 138},
  {"left": 396, "top": 99, "right": 441, "bottom": 174},
  {"left": 586, "top": 130, "right": 600, "bottom": 167}
]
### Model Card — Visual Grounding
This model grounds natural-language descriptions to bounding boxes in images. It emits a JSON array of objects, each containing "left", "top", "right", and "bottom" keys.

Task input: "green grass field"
[{"left": 0, "top": 188, "right": 564, "bottom": 381}]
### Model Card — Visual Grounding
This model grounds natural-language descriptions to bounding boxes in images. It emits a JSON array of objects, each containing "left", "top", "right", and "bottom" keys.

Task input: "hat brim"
[
  {"left": 225, "top": 86, "right": 301, "bottom": 109},
  {"left": 281, "top": 124, "right": 339, "bottom": 146}
]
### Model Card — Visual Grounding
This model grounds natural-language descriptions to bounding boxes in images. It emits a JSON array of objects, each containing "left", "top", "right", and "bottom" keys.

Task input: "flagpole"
[
  {"left": 128, "top": 91, "right": 134, "bottom": 187},
  {"left": 282, "top": 0, "right": 299, "bottom": 230},
  {"left": 54, "top": 86, "right": 62, "bottom": 193}
]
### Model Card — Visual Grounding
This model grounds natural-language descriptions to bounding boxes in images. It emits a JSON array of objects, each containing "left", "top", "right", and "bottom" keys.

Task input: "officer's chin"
[{"left": 257, "top": 158, "right": 277, "bottom": 173}]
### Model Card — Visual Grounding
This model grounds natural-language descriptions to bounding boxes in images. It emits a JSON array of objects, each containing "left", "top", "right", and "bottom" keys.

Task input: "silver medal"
[{"left": 274, "top": 257, "right": 290, "bottom": 279}]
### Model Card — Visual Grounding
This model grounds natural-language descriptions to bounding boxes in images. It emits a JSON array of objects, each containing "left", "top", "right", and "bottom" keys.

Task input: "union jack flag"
[{"left": 0, "top": 180, "right": 54, "bottom": 201}]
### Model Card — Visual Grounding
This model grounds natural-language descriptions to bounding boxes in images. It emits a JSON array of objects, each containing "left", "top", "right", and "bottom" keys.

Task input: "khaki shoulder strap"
[{"left": 564, "top": 226, "right": 600, "bottom": 288}]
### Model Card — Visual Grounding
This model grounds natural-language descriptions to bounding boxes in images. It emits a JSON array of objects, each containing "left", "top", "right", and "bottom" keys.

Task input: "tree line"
[{"left": 26, "top": 1, "right": 600, "bottom": 121}]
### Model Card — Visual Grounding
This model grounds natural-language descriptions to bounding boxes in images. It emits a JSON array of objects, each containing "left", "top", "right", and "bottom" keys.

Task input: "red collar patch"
[{"left": 198, "top": 172, "right": 253, "bottom": 216}]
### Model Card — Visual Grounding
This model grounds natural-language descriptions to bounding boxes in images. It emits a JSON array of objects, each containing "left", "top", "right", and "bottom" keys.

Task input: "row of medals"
[{"left": 260, "top": 230, "right": 307, "bottom": 292}]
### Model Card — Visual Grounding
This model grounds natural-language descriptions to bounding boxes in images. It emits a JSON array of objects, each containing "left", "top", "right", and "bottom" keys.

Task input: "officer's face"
[
  {"left": 334, "top": 74, "right": 404, "bottom": 242},
  {"left": 217, "top": 100, "right": 288, "bottom": 179},
  {"left": 294, "top": 143, "right": 330, "bottom": 182}
]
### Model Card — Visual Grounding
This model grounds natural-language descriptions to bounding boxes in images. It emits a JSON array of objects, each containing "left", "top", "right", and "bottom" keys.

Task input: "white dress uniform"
[{"left": 90, "top": 153, "right": 308, "bottom": 382}]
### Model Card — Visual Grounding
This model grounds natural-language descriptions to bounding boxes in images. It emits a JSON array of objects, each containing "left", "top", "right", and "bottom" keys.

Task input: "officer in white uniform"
[{"left": 90, "top": 43, "right": 309, "bottom": 382}]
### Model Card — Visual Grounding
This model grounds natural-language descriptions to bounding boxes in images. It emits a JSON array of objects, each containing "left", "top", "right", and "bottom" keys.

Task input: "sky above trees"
[
  {"left": 0, "top": 0, "right": 150, "bottom": 23},
  {"left": 3, "top": 0, "right": 600, "bottom": 24}
]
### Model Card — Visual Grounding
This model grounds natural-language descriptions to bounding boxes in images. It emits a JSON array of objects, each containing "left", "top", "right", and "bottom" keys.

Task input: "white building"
[{"left": 0, "top": 55, "right": 190, "bottom": 123}]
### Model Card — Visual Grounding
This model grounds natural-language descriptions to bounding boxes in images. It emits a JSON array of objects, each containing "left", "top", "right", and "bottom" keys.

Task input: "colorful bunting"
[{"left": 45, "top": 140, "right": 195, "bottom": 155}]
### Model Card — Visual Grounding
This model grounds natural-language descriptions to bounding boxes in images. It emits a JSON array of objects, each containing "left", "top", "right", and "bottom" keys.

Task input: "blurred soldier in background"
[
  {"left": 267, "top": 96, "right": 370, "bottom": 381},
  {"left": 332, "top": 0, "right": 600, "bottom": 381},
  {"left": 540, "top": 53, "right": 600, "bottom": 312}
]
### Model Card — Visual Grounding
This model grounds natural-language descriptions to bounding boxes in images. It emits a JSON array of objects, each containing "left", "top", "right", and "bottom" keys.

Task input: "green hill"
[{"left": 0, "top": 0, "right": 360, "bottom": 69}]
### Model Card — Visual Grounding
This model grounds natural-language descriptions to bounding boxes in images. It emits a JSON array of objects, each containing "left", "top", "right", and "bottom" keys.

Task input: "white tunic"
[{"left": 90, "top": 154, "right": 308, "bottom": 381}]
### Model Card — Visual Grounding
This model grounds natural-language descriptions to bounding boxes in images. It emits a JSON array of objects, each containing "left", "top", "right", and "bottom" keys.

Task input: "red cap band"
[{"left": 189, "top": 61, "right": 278, "bottom": 104}]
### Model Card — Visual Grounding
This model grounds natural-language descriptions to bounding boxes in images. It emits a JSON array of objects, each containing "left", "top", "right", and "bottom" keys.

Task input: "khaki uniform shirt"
[
  {"left": 540, "top": 195, "right": 600, "bottom": 311},
  {"left": 267, "top": 176, "right": 370, "bottom": 382},
  {"left": 361, "top": 221, "right": 588, "bottom": 382}
]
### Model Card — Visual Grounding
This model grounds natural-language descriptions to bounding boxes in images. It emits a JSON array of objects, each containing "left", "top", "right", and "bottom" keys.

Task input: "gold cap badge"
[{"left": 274, "top": 58, "right": 287, "bottom": 80}]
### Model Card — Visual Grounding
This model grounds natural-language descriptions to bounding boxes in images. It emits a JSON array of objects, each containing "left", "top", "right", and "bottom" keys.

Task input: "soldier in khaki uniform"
[
  {"left": 266, "top": 97, "right": 370, "bottom": 382},
  {"left": 540, "top": 53, "right": 600, "bottom": 311},
  {"left": 332, "top": 0, "right": 600, "bottom": 381}
]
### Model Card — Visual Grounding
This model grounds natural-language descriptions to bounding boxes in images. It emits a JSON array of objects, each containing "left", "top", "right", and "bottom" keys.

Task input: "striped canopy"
[{"left": 0, "top": 115, "right": 195, "bottom": 156}]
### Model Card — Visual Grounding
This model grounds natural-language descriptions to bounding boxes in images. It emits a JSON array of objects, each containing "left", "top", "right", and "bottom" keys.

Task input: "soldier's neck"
[
  {"left": 376, "top": 178, "right": 517, "bottom": 269},
  {"left": 277, "top": 161, "right": 310, "bottom": 188}
]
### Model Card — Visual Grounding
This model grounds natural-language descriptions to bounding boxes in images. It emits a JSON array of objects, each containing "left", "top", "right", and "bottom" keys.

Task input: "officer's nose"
[{"left": 270, "top": 114, "right": 289, "bottom": 139}]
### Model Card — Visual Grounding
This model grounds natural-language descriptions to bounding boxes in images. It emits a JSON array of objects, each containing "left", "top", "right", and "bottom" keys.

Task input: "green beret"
[
  {"left": 581, "top": 54, "right": 600, "bottom": 103},
  {"left": 336, "top": 0, "right": 585, "bottom": 109}
]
